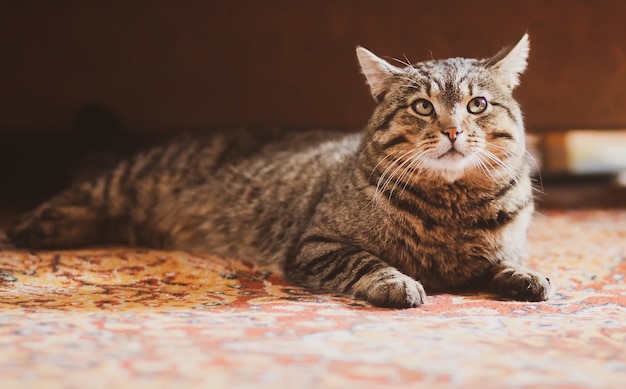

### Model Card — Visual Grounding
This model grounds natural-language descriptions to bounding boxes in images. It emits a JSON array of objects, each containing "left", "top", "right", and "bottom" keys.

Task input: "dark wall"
[{"left": 1, "top": 0, "right": 626, "bottom": 134}]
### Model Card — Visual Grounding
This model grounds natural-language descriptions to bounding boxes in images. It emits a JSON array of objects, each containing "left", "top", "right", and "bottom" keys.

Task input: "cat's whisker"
[
  {"left": 392, "top": 152, "right": 422, "bottom": 195},
  {"left": 523, "top": 149, "right": 544, "bottom": 191},
  {"left": 396, "top": 150, "right": 429, "bottom": 196},
  {"left": 367, "top": 149, "right": 400, "bottom": 204},
  {"left": 473, "top": 154, "right": 499, "bottom": 183},
  {"left": 488, "top": 143, "right": 543, "bottom": 190},
  {"left": 383, "top": 150, "right": 430, "bottom": 220},
  {"left": 381, "top": 145, "right": 431, "bottom": 202},
  {"left": 402, "top": 54, "right": 415, "bottom": 69},
  {"left": 368, "top": 152, "right": 395, "bottom": 184},
  {"left": 381, "top": 152, "right": 419, "bottom": 201},
  {"left": 487, "top": 143, "right": 515, "bottom": 160},
  {"left": 479, "top": 148, "right": 521, "bottom": 185},
  {"left": 530, "top": 183, "right": 546, "bottom": 196},
  {"left": 370, "top": 151, "right": 419, "bottom": 219},
  {"left": 376, "top": 151, "right": 415, "bottom": 196},
  {"left": 371, "top": 149, "right": 416, "bottom": 206},
  {"left": 389, "top": 57, "right": 410, "bottom": 67},
  {"left": 388, "top": 56, "right": 414, "bottom": 69},
  {"left": 471, "top": 154, "right": 492, "bottom": 180},
  {"left": 475, "top": 150, "right": 510, "bottom": 184}
]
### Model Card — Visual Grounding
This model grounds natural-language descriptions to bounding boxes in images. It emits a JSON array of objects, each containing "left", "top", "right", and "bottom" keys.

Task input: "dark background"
[{"left": 1, "top": 1, "right": 625, "bottom": 210}]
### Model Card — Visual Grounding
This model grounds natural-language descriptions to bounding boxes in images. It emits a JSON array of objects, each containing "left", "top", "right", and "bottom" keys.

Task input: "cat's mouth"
[{"left": 438, "top": 149, "right": 465, "bottom": 160}]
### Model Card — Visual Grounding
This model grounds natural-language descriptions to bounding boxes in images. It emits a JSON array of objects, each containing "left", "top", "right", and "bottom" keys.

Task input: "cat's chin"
[
  {"left": 437, "top": 169, "right": 467, "bottom": 183},
  {"left": 423, "top": 155, "right": 472, "bottom": 183}
]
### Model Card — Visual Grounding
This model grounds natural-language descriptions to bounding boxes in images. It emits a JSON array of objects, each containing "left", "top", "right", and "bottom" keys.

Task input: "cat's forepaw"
[
  {"left": 490, "top": 265, "right": 555, "bottom": 302},
  {"left": 355, "top": 269, "right": 426, "bottom": 308}
]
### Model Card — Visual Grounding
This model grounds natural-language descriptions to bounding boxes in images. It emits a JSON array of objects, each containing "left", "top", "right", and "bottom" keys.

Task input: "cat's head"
[{"left": 357, "top": 34, "right": 530, "bottom": 184}]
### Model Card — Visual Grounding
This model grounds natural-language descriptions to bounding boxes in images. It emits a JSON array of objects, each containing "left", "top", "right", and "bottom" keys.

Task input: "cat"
[{"left": 7, "top": 34, "right": 554, "bottom": 308}]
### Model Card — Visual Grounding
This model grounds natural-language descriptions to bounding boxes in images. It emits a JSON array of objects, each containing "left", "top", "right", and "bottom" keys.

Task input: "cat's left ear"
[
  {"left": 486, "top": 34, "right": 530, "bottom": 90},
  {"left": 356, "top": 46, "right": 403, "bottom": 102}
]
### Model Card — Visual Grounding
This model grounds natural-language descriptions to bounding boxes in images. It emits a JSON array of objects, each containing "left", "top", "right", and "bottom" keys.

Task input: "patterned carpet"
[{"left": 1, "top": 209, "right": 625, "bottom": 388}]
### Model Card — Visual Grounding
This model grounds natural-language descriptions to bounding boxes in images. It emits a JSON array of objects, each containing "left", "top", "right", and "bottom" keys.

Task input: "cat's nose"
[{"left": 441, "top": 127, "right": 462, "bottom": 142}]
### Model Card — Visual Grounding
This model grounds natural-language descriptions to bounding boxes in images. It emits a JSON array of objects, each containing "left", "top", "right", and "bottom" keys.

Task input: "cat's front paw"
[
  {"left": 490, "top": 264, "right": 555, "bottom": 302},
  {"left": 355, "top": 269, "right": 426, "bottom": 308}
]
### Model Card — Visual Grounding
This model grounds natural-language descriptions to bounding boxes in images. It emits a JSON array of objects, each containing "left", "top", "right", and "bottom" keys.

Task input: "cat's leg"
[
  {"left": 286, "top": 237, "right": 426, "bottom": 308},
  {"left": 8, "top": 180, "right": 119, "bottom": 249},
  {"left": 486, "top": 261, "right": 555, "bottom": 301}
]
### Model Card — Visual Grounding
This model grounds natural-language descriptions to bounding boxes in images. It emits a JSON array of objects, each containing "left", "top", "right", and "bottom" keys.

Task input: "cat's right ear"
[
  {"left": 356, "top": 47, "right": 402, "bottom": 102},
  {"left": 485, "top": 34, "right": 530, "bottom": 90}
]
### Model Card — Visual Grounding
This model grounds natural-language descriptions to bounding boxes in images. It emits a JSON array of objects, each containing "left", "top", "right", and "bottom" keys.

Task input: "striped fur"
[{"left": 8, "top": 34, "right": 553, "bottom": 308}]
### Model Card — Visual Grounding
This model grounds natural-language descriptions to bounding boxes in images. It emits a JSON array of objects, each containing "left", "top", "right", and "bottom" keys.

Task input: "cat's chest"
[
  {"left": 369, "top": 210, "right": 499, "bottom": 288},
  {"left": 374, "top": 202, "right": 502, "bottom": 260}
]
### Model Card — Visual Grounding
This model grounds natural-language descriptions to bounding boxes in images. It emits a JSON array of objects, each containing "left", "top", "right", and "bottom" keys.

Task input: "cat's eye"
[
  {"left": 411, "top": 99, "right": 434, "bottom": 116},
  {"left": 467, "top": 97, "right": 488, "bottom": 114}
]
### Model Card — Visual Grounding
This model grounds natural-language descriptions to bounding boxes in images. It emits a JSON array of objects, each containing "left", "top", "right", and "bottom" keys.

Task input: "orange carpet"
[{"left": 1, "top": 209, "right": 625, "bottom": 388}]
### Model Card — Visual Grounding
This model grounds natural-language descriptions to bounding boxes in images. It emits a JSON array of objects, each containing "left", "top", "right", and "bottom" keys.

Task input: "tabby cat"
[{"left": 8, "top": 34, "right": 554, "bottom": 308}]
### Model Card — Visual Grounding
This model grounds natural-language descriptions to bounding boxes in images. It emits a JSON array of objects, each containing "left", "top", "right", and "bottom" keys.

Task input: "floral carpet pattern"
[{"left": 1, "top": 209, "right": 625, "bottom": 388}]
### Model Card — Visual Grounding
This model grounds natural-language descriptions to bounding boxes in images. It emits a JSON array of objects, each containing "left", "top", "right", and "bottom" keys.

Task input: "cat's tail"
[{"left": 7, "top": 179, "right": 122, "bottom": 249}]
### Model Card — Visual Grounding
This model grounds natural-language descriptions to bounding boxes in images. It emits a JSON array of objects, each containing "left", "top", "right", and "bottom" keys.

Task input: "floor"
[{"left": 1, "top": 209, "right": 625, "bottom": 388}]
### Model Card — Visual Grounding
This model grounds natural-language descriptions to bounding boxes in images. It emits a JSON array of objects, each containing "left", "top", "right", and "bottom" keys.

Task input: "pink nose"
[{"left": 442, "top": 127, "right": 462, "bottom": 141}]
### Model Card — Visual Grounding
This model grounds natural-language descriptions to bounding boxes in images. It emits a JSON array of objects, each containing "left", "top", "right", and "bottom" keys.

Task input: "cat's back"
[
  {"left": 157, "top": 127, "right": 359, "bottom": 174},
  {"left": 127, "top": 127, "right": 362, "bottom": 260}
]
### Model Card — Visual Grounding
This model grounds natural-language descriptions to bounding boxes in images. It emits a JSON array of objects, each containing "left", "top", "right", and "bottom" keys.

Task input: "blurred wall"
[{"left": 2, "top": 0, "right": 626, "bottom": 134}]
